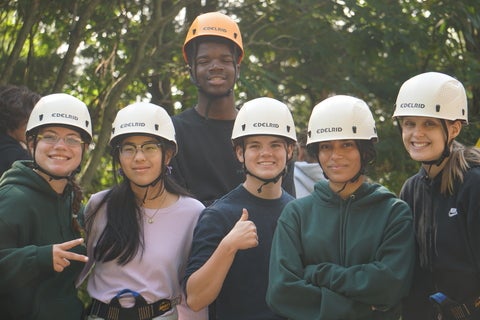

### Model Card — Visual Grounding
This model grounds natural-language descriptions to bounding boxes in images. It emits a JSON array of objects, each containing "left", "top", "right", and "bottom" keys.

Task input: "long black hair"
[{"left": 85, "top": 136, "right": 192, "bottom": 265}]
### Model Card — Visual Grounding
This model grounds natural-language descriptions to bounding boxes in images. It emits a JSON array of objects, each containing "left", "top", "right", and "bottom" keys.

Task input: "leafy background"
[{"left": 2, "top": 0, "right": 479, "bottom": 196}]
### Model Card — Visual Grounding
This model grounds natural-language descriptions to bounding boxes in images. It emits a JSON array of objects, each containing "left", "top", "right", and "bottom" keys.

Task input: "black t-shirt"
[
  {"left": 171, "top": 108, "right": 295, "bottom": 205},
  {"left": 184, "top": 185, "right": 292, "bottom": 319}
]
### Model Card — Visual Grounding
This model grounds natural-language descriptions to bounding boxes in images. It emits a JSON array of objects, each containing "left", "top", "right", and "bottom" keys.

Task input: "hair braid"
[{"left": 70, "top": 178, "right": 85, "bottom": 236}]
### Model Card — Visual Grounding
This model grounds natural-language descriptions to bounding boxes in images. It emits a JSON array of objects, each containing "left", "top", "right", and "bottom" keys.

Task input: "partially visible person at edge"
[
  {"left": 267, "top": 95, "right": 415, "bottom": 320},
  {"left": 294, "top": 131, "right": 324, "bottom": 198},
  {"left": 0, "top": 93, "right": 92, "bottom": 319},
  {"left": 184, "top": 97, "right": 296, "bottom": 319},
  {"left": 0, "top": 84, "right": 41, "bottom": 177},
  {"left": 170, "top": 11, "right": 295, "bottom": 207},
  {"left": 77, "top": 102, "right": 207, "bottom": 320},
  {"left": 393, "top": 72, "right": 480, "bottom": 320}
]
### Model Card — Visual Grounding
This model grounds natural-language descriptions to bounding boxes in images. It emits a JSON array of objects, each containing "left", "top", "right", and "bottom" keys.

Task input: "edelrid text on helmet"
[
  {"left": 119, "top": 122, "right": 146, "bottom": 129},
  {"left": 316, "top": 127, "right": 343, "bottom": 134},
  {"left": 253, "top": 122, "right": 280, "bottom": 128},
  {"left": 307, "top": 95, "right": 377, "bottom": 146},
  {"left": 232, "top": 97, "right": 296, "bottom": 142},
  {"left": 110, "top": 102, "right": 177, "bottom": 154},
  {"left": 26, "top": 93, "right": 92, "bottom": 143},
  {"left": 183, "top": 12, "right": 244, "bottom": 64},
  {"left": 393, "top": 72, "right": 468, "bottom": 123},
  {"left": 398, "top": 103, "right": 426, "bottom": 109}
]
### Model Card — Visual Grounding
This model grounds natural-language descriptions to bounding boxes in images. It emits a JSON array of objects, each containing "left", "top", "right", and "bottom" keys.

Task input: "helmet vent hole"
[
  {"left": 241, "top": 124, "right": 246, "bottom": 131},
  {"left": 155, "top": 124, "right": 159, "bottom": 131},
  {"left": 192, "top": 29, "right": 196, "bottom": 35},
  {"left": 39, "top": 114, "right": 44, "bottom": 121},
  {"left": 436, "top": 104, "right": 440, "bottom": 112},
  {"left": 286, "top": 126, "right": 291, "bottom": 133},
  {"left": 234, "top": 32, "right": 238, "bottom": 39},
  {"left": 86, "top": 121, "right": 90, "bottom": 128},
  {"left": 352, "top": 126, "right": 357, "bottom": 134}
]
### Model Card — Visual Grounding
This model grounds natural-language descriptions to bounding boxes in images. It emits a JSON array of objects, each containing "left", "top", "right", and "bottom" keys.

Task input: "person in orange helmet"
[{"left": 170, "top": 12, "right": 296, "bottom": 208}]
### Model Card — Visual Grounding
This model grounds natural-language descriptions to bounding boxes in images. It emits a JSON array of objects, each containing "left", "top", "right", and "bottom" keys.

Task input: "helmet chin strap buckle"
[
  {"left": 245, "top": 169, "right": 284, "bottom": 194},
  {"left": 32, "top": 163, "right": 73, "bottom": 181}
]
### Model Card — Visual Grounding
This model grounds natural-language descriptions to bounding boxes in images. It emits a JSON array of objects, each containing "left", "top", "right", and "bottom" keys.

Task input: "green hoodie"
[
  {"left": 0, "top": 161, "right": 86, "bottom": 320},
  {"left": 266, "top": 180, "right": 415, "bottom": 320}
]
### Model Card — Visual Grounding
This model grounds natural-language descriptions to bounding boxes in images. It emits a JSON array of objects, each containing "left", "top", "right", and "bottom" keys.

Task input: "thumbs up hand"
[{"left": 223, "top": 208, "right": 259, "bottom": 251}]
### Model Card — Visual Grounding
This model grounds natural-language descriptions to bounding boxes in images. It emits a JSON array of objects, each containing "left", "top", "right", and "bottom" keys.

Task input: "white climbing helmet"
[
  {"left": 26, "top": 93, "right": 92, "bottom": 143},
  {"left": 110, "top": 102, "right": 177, "bottom": 154},
  {"left": 393, "top": 72, "right": 468, "bottom": 124},
  {"left": 232, "top": 97, "right": 297, "bottom": 143},
  {"left": 307, "top": 95, "right": 377, "bottom": 146}
]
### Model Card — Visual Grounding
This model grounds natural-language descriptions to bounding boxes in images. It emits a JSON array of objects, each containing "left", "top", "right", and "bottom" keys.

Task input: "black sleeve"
[{"left": 282, "top": 161, "right": 296, "bottom": 197}]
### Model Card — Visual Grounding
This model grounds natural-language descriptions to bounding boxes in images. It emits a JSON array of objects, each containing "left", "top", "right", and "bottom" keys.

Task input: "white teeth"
[
  {"left": 412, "top": 142, "right": 428, "bottom": 147},
  {"left": 51, "top": 156, "right": 67, "bottom": 160}
]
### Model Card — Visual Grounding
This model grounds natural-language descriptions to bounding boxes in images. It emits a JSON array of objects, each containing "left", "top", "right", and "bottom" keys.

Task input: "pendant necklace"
[
  {"left": 143, "top": 190, "right": 168, "bottom": 224},
  {"left": 144, "top": 207, "right": 161, "bottom": 224}
]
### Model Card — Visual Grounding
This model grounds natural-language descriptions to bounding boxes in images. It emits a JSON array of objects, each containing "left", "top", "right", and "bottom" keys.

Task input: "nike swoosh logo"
[{"left": 448, "top": 208, "right": 458, "bottom": 217}]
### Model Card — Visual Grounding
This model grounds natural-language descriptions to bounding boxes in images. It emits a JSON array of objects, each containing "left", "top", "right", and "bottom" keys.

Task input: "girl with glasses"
[
  {"left": 78, "top": 102, "right": 207, "bottom": 320},
  {"left": 0, "top": 93, "right": 92, "bottom": 319}
]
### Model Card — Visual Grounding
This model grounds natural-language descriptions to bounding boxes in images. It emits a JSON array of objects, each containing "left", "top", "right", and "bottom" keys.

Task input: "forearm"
[{"left": 186, "top": 239, "right": 237, "bottom": 311}]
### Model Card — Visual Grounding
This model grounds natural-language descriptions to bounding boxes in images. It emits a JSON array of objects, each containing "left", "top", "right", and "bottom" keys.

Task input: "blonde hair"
[
  {"left": 418, "top": 140, "right": 480, "bottom": 268},
  {"left": 440, "top": 140, "right": 480, "bottom": 195}
]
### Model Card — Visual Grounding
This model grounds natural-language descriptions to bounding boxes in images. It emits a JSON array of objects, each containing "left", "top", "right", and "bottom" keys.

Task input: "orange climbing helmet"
[{"left": 183, "top": 11, "right": 244, "bottom": 64}]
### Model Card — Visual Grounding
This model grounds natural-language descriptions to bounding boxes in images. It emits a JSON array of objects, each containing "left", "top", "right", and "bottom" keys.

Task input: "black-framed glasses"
[
  {"left": 37, "top": 133, "right": 84, "bottom": 147},
  {"left": 118, "top": 142, "right": 162, "bottom": 158}
]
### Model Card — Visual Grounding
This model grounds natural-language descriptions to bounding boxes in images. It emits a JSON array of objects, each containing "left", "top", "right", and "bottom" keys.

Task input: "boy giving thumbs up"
[{"left": 183, "top": 97, "right": 297, "bottom": 320}]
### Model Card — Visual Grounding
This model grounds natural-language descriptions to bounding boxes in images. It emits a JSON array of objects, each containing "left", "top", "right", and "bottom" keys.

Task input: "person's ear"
[
  {"left": 164, "top": 147, "right": 175, "bottom": 165},
  {"left": 187, "top": 65, "right": 196, "bottom": 84},
  {"left": 235, "top": 144, "right": 244, "bottom": 163},
  {"left": 287, "top": 143, "right": 295, "bottom": 161},
  {"left": 27, "top": 137, "right": 35, "bottom": 154},
  {"left": 449, "top": 120, "right": 462, "bottom": 140},
  {"left": 236, "top": 64, "right": 241, "bottom": 79}
]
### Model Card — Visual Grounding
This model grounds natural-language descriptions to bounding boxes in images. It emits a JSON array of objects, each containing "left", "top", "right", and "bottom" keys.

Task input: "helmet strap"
[
  {"left": 30, "top": 135, "right": 82, "bottom": 181},
  {"left": 122, "top": 145, "right": 168, "bottom": 197},
  {"left": 336, "top": 182, "right": 348, "bottom": 194},
  {"left": 246, "top": 169, "right": 285, "bottom": 194},
  {"left": 188, "top": 41, "right": 239, "bottom": 109},
  {"left": 421, "top": 119, "right": 450, "bottom": 167},
  {"left": 316, "top": 150, "right": 364, "bottom": 192},
  {"left": 241, "top": 146, "right": 289, "bottom": 193},
  {"left": 32, "top": 162, "right": 72, "bottom": 181}
]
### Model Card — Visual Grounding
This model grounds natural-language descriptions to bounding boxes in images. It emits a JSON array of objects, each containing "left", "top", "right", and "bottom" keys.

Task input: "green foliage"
[{"left": 1, "top": 0, "right": 479, "bottom": 195}]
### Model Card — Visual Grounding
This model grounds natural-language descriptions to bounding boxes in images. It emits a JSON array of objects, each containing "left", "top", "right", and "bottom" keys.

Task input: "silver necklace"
[
  {"left": 142, "top": 190, "right": 168, "bottom": 224},
  {"left": 144, "top": 207, "right": 161, "bottom": 224}
]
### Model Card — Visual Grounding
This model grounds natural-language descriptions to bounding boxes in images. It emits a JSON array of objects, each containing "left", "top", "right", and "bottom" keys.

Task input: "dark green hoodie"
[
  {"left": 0, "top": 161, "right": 86, "bottom": 320},
  {"left": 267, "top": 180, "right": 415, "bottom": 320}
]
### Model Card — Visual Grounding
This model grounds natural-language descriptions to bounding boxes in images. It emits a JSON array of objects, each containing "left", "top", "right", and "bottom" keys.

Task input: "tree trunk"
[
  {"left": 52, "top": 0, "right": 102, "bottom": 92},
  {"left": 0, "top": 0, "right": 40, "bottom": 84},
  {"left": 80, "top": 0, "right": 175, "bottom": 191}
]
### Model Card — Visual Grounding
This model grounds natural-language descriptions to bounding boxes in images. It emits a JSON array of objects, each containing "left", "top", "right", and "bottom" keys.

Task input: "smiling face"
[
  {"left": 118, "top": 135, "right": 173, "bottom": 190},
  {"left": 318, "top": 139, "right": 362, "bottom": 186},
  {"left": 32, "top": 126, "right": 84, "bottom": 177},
  {"left": 399, "top": 116, "right": 461, "bottom": 163},
  {"left": 193, "top": 40, "right": 238, "bottom": 96},
  {"left": 237, "top": 135, "right": 293, "bottom": 182}
]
